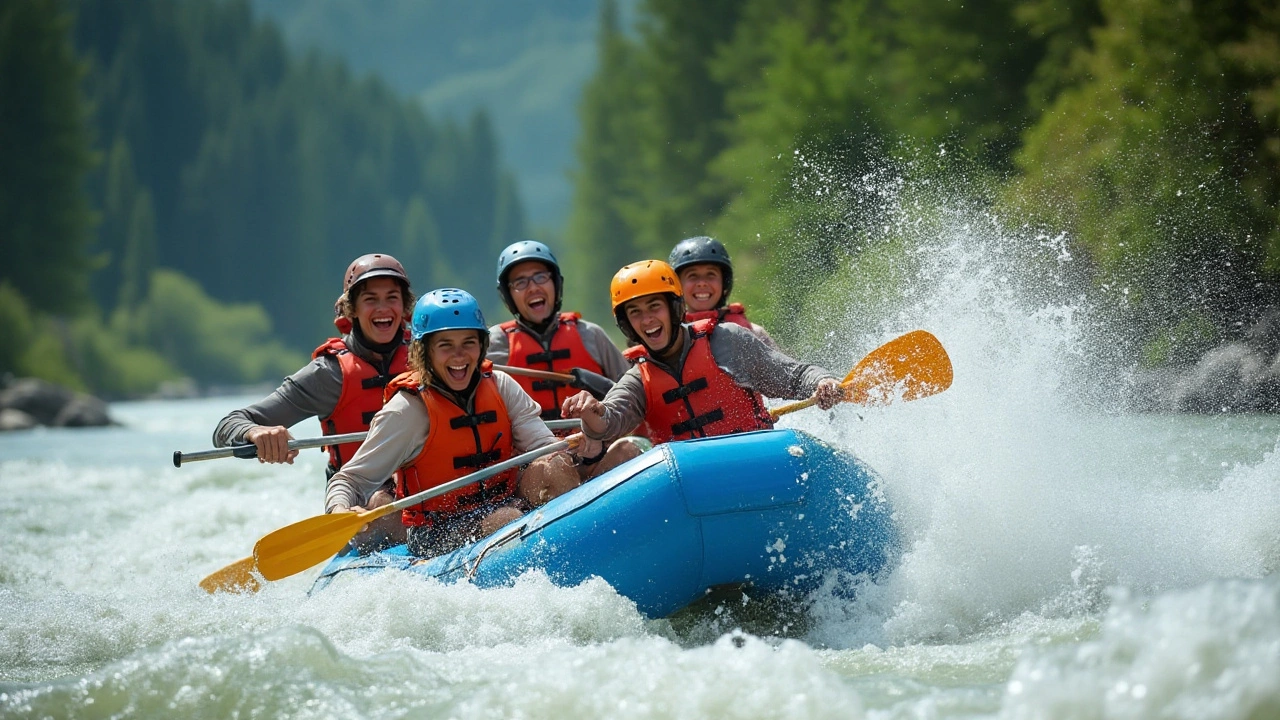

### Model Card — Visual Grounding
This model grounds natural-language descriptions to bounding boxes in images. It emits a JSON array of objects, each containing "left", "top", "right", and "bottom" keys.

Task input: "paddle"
[
  {"left": 200, "top": 436, "right": 579, "bottom": 594},
  {"left": 769, "top": 329, "right": 953, "bottom": 421},
  {"left": 492, "top": 364, "right": 614, "bottom": 400},
  {"left": 177, "top": 421, "right": 581, "bottom": 467}
]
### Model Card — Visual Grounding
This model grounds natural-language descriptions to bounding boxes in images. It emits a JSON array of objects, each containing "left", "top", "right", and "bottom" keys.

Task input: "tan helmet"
[
  {"left": 335, "top": 253, "right": 411, "bottom": 334},
  {"left": 343, "top": 253, "right": 410, "bottom": 298}
]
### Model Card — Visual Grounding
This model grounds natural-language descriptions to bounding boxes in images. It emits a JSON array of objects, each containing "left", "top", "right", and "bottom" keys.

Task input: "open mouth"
[
  {"left": 370, "top": 317, "right": 396, "bottom": 331},
  {"left": 643, "top": 326, "right": 664, "bottom": 343},
  {"left": 447, "top": 363, "right": 470, "bottom": 383},
  {"left": 692, "top": 292, "right": 713, "bottom": 302},
  {"left": 527, "top": 297, "right": 547, "bottom": 311}
]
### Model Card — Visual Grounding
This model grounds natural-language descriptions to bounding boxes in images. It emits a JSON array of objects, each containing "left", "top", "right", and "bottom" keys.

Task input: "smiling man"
[
  {"left": 561, "top": 260, "right": 843, "bottom": 446},
  {"left": 486, "top": 241, "right": 641, "bottom": 476}
]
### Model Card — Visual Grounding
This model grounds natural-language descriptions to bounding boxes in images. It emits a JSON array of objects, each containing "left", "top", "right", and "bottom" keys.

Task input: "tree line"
[
  {"left": 1, "top": 0, "right": 525, "bottom": 395},
  {"left": 564, "top": 0, "right": 1280, "bottom": 363}
]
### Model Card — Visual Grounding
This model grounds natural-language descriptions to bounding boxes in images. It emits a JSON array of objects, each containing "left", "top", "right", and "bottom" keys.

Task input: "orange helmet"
[
  {"left": 610, "top": 260, "right": 682, "bottom": 310},
  {"left": 610, "top": 260, "right": 684, "bottom": 347}
]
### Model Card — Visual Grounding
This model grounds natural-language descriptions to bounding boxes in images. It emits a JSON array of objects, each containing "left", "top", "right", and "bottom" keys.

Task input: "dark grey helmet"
[{"left": 668, "top": 236, "right": 733, "bottom": 301}]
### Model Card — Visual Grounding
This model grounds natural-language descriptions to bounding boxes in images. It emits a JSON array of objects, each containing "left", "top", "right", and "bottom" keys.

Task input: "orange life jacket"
[
  {"left": 626, "top": 319, "right": 774, "bottom": 444},
  {"left": 385, "top": 365, "right": 516, "bottom": 528},
  {"left": 685, "top": 302, "right": 754, "bottom": 331},
  {"left": 498, "top": 312, "right": 604, "bottom": 420},
  {"left": 312, "top": 337, "right": 408, "bottom": 471}
]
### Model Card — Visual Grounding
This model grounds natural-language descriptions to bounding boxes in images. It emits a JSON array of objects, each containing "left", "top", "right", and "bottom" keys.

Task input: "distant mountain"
[{"left": 251, "top": 0, "right": 632, "bottom": 229}]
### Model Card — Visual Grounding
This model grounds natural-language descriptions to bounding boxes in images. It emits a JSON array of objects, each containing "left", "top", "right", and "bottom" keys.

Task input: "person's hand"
[
  {"left": 573, "top": 435, "right": 604, "bottom": 462},
  {"left": 244, "top": 425, "right": 298, "bottom": 464},
  {"left": 561, "top": 390, "right": 606, "bottom": 434},
  {"left": 813, "top": 378, "right": 845, "bottom": 410}
]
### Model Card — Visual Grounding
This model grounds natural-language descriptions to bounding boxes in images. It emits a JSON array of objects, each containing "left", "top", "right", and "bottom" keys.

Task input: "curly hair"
[{"left": 337, "top": 279, "right": 416, "bottom": 326}]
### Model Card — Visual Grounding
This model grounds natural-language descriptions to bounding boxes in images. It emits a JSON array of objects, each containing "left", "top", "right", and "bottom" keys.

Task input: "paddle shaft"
[
  {"left": 175, "top": 421, "right": 581, "bottom": 467},
  {"left": 491, "top": 364, "right": 574, "bottom": 383},
  {"left": 173, "top": 432, "right": 366, "bottom": 467},
  {"left": 382, "top": 437, "right": 571, "bottom": 515}
]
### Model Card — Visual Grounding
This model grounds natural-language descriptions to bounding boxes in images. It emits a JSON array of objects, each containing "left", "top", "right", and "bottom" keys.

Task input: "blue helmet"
[
  {"left": 495, "top": 240, "right": 564, "bottom": 316},
  {"left": 411, "top": 288, "right": 488, "bottom": 342}
]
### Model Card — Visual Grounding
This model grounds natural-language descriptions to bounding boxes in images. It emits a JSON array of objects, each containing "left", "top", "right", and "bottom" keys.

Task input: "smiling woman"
[{"left": 324, "top": 288, "right": 589, "bottom": 559}]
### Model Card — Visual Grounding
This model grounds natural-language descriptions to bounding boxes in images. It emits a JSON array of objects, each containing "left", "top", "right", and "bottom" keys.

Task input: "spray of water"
[{"left": 766, "top": 155, "right": 1280, "bottom": 650}]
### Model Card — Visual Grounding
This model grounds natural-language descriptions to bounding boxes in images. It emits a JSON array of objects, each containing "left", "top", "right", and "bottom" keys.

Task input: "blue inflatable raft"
[{"left": 309, "top": 428, "right": 899, "bottom": 617}]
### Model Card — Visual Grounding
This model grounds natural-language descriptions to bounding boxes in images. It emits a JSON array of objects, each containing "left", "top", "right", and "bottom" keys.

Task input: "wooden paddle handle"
[
  {"left": 769, "top": 396, "right": 818, "bottom": 421},
  {"left": 492, "top": 364, "right": 575, "bottom": 383}
]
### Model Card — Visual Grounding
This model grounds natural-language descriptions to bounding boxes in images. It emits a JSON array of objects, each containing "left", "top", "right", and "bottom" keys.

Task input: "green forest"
[
  {"left": 1, "top": 0, "right": 523, "bottom": 396},
  {"left": 564, "top": 0, "right": 1280, "bottom": 363},
  {"left": 3, "top": 0, "right": 1279, "bottom": 398}
]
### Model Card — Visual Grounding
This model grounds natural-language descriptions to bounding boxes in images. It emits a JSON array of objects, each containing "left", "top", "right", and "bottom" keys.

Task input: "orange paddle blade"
[
  {"left": 199, "top": 556, "right": 261, "bottom": 594},
  {"left": 843, "top": 329, "right": 953, "bottom": 405},
  {"left": 253, "top": 508, "right": 386, "bottom": 581}
]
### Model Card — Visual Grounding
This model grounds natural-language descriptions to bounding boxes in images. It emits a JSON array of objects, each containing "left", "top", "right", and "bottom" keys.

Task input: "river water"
[{"left": 4, "top": 220, "right": 1280, "bottom": 718}]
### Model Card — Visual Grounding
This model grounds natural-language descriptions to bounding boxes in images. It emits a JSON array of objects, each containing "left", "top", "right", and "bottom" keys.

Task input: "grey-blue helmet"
[
  {"left": 668, "top": 236, "right": 733, "bottom": 304},
  {"left": 496, "top": 240, "right": 563, "bottom": 316}
]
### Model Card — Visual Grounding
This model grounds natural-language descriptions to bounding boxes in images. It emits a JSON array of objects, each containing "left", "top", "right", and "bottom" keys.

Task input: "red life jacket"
[
  {"left": 498, "top": 312, "right": 604, "bottom": 420},
  {"left": 312, "top": 337, "right": 408, "bottom": 471},
  {"left": 627, "top": 319, "right": 774, "bottom": 444},
  {"left": 385, "top": 365, "right": 517, "bottom": 528},
  {"left": 685, "top": 302, "right": 754, "bottom": 331}
]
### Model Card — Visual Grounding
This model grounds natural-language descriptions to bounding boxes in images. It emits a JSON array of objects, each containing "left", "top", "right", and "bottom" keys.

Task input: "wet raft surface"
[{"left": 311, "top": 428, "right": 899, "bottom": 617}]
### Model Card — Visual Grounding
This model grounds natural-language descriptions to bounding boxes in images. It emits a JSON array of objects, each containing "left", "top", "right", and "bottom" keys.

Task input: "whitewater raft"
[{"left": 309, "top": 428, "right": 899, "bottom": 617}]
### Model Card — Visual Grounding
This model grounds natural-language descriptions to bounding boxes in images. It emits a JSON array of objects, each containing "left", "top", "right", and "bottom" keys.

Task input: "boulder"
[
  {"left": 54, "top": 395, "right": 113, "bottom": 427},
  {"left": 0, "top": 378, "right": 114, "bottom": 428},
  {"left": 0, "top": 378, "right": 76, "bottom": 425},
  {"left": 0, "top": 408, "right": 37, "bottom": 432}
]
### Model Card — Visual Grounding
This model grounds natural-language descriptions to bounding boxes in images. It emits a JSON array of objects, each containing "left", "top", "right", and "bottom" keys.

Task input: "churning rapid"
[{"left": 3, "top": 176, "right": 1280, "bottom": 718}]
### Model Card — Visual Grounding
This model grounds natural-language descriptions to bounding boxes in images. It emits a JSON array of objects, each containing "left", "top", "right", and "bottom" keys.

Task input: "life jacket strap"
[
  {"left": 662, "top": 377, "right": 709, "bottom": 404},
  {"left": 449, "top": 410, "right": 499, "bottom": 429},
  {"left": 670, "top": 408, "right": 724, "bottom": 436},
  {"left": 453, "top": 448, "right": 502, "bottom": 470},
  {"left": 361, "top": 374, "right": 395, "bottom": 390},
  {"left": 525, "top": 348, "right": 571, "bottom": 365}
]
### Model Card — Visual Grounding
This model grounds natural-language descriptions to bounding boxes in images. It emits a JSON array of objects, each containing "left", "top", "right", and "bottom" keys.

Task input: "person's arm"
[
  {"left": 493, "top": 371, "right": 559, "bottom": 452},
  {"left": 750, "top": 323, "right": 779, "bottom": 350},
  {"left": 324, "top": 393, "right": 428, "bottom": 513},
  {"left": 578, "top": 321, "right": 631, "bottom": 381},
  {"left": 212, "top": 356, "right": 344, "bottom": 463},
  {"left": 486, "top": 325, "right": 512, "bottom": 366},
  {"left": 562, "top": 367, "right": 648, "bottom": 442},
  {"left": 710, "top": 323, "right": 836, "bottom": 400}
]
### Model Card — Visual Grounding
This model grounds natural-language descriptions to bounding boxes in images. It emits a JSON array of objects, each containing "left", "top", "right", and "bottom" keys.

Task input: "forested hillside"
[
  {"left": 251, "top": 0, "right": 626, "bottom": 227},
  {"left": 1, "top": 0, "right": 525, "bottom": 396},
  {"left": 566, "top": 0, "right": 1280, "bottom": 364}
]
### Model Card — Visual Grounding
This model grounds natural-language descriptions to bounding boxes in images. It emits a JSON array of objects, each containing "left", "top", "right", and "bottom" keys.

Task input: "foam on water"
[
  {"left": 5, "top": 164, "right": 1280, "bottom": 717},
  {"left": 772, "top": 175, "right": 1280, "bottom": 653}
]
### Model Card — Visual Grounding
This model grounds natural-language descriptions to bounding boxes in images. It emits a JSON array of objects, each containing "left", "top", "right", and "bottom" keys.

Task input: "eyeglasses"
[{"left": 508, "top": 271, "right": 553, "bottom": 292}]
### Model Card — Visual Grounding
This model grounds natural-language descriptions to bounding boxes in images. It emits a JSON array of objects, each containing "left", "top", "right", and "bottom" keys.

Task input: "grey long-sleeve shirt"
[
  {"left": 324, "top": 370, "right": 558, "bottom": 513},
  {"left": 585, "top": 322, "right": 836, "bottom": 443},
  {"left": 211, "top": 332, "right": 403, "bottom": 447},
  {"left": 487, "top": 315, "right": 630, "bottom": 381}
]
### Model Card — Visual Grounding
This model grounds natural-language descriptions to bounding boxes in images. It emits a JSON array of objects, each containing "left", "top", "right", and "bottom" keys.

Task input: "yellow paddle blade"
[
  {"left": 253, "top": 509, "right": 380, "bottom": 581},
  {"left": 770, "top": 329, "right": 953, "bottom": 421},
  {"left": 199, "top": 556, "right": 261, "bottom": 594},
  {"left": 844, "top": 329, "right": 953, "bottom": 405}
]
